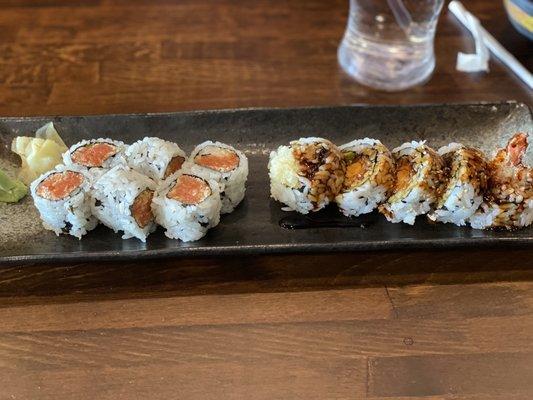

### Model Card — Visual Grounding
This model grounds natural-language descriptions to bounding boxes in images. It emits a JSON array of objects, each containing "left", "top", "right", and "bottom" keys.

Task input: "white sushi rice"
[
  {"left": 380, "top": 141, "right": 444, "bottom": 225},
  {"left": 428, "top": 143, "right": 486, "bottom": 226},
  {"left": 269, "top": 144, "right": 314, "bottom": 214},
  {"left": 125, "top": 137, "right": 186, "bottom": 182},
  {"left": 469, "top": 203, "right": 502, "bottom": 229},
  {"left": 63, "top": 138, "right": 127, "bottom": 177},
  {"left": 429, "top": 183, "right": 481, "bottom": 225},
  {"left": 30, "top": 165, "right": 97, "bottom": 239},
  {"left": 335, "top": 138, "right": 394, "bottom": 217},
  {"left": 469, "top": 200, "right": 533, "bottom": 229},
  {"left": 337, "top": 183, "right": 388, "bottom": 217},
  {"left": 152, "top": 171, "right": 222, "bottom": 242},
  {"left": 185, "top": 141, "right": 248, "bottom": 214},
  {"left": 91, "top": 165, "right": 157, "bottom": 242},
  {"left": 383, "top": 186, "right": 433, "bottom": 225}
]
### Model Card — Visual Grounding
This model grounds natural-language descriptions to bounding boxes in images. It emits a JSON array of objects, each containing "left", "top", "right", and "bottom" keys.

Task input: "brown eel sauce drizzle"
[{"left": 279, "top": 206, "right": 373, "bottom": 229}]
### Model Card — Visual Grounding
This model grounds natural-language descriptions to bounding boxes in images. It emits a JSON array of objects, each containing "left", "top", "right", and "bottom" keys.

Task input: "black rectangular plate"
[{"left": 0, "top": 102, "right": 532, "bottom": 264}]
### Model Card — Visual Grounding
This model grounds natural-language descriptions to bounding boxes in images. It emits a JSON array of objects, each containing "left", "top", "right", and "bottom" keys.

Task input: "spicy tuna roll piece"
[
  {"left": 91, "top": 165, "right": 157, "bottom": 241},
  {"left": 31, "top": 166, "right": 97, "bottom": 239},
  {"left": 269, "top": 137, "right": 345, "bottom": 214},
  {"left": 428, "top": 143, "right": 489, "bottom": 226},
  {"left": 378, "top": 141, "right": 446, "bottom": 225},
  {"left": 469, "top": 133, "right": 533, "bottom": 230},
  {"left": 335, "top": 138, "right": 395, "bottom": 217},
  {"left": 185, "top": 141, "right": 248, "bottom": 214},
  {"left": 125, "top": 137, "right": 186, "bottom": 182},
  {"left": 63, "top": 138, "right": 127, "bottom": 176},
  {"left": 152, "top": 171, "right": 222, "bottom": 242}
]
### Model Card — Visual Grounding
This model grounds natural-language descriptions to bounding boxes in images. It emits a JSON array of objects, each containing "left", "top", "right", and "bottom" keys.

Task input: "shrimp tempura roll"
[
  {"left": 428, "top": 143, "right": 489, "bottom": 226},
  {"left": 379, "top": 141, "right": 446, "bottom": 225},
  {"left": 335, "top": 138, "right": 395, "bottom": 217},
  {"left": 470, "top": 133, "right": 533, "bottom": 230},
  {"left": 269, "top": 137, "right": 345, "bottom": 214}
]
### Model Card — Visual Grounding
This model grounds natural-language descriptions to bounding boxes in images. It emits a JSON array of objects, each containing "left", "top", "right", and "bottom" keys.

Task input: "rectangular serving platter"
[{"left": 0, "top": 102, "right": 532, "bottom": 264}]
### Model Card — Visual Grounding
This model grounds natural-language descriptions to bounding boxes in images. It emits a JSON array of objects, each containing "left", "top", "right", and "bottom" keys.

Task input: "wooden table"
[{"left": 1, "top": 1, "right": 532, "bottom": 399}]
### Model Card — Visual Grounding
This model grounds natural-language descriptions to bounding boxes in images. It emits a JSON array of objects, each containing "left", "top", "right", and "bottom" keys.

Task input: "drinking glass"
[{"left": 338, "top": 0, "right": 445, "bottom": 91}]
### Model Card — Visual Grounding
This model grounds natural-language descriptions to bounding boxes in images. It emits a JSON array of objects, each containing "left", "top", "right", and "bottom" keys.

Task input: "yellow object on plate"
[{"left": 11, "top": 122, "right": 68, "bottom": 185}]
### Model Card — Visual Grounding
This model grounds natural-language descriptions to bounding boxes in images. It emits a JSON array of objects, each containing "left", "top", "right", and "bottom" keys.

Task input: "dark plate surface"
[{"left": 0, "top": 102, "right": 532, "bottom": 264}]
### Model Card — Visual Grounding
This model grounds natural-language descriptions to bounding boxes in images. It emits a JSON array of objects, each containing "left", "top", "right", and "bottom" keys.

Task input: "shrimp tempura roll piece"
[
  {"left": 470, "top": 133, "right": 533, "bottom": 230},
  {"left": 269, "top": 137, "right": 345, "bottom": 214},
  {"left": 428, "top": 143, "right": 489, "bottom": 226},
  {"left": 379, "top": 141, "right": 446, "bottom": 225},
  {"left": 335, "top": 138, "right": 395, "bottom": 217}
]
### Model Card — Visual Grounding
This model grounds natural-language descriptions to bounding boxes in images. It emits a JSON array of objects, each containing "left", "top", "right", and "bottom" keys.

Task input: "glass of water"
[{"left": 338, "top": 0, "right": 444, "bottom": 91}]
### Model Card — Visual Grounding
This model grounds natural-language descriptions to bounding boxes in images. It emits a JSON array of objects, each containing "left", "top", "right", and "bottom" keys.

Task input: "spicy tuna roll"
[
  {"left": 428, "top": 143, "right": 489, "bottom": 226},
  {"left": 152, "top": 171, "right": 222, "bottom": 242},
  {"left": 63, "top": 138, "right": 127, "bottom": 176},
  {"left": 378, "top": 141, "right": 446, "bottom": 225},
  {"left": 185, "top": 141, "right": 248, "bottom": 214},
  {"left": 31, "top": 166, "right": 97, "bottom": 239},
  {"left": 335, "top": 138, "right": 395, "bottom": 217},
  {"left": 125, "top": 137, "right": 186, "bottom": 182},
  {"left": 469, "top": 133, "right": 533, "bottom": 229},
  {"left": 269, "top": 137, "right": 345, "bottom": 214},
  {"left": 91, "top": 165, "right": 156, "bottom": 241}
]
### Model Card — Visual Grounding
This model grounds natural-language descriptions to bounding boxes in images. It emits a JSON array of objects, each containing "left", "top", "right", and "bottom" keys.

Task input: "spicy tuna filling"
[
  {"left": 164, "top": 156, "right": 185, "bottom": 179},
  {"left": 194, "top": 146, "right": 239, "bottom": 173},
  {"left": 71, "top": 142, "right": 118, "bottom": 167},
  {"left": 131, "top": 189, "right": 154, "bottom": 228},
  {"left": 167, "top": 174, "right": 211, "bottom": 205},
  {"left": 36, "top": 171, "right": 84, "bottom": 201}
]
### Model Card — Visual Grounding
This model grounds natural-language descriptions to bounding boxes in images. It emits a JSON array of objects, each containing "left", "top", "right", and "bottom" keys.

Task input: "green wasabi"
[{"left": 0, "top": 168, "right": 27, "bottom": 203}]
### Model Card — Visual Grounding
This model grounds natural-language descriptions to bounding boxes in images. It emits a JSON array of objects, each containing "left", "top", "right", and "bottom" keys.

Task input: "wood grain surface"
[{"left": 0, "top": 0, "right": 532, "bottom": 399}]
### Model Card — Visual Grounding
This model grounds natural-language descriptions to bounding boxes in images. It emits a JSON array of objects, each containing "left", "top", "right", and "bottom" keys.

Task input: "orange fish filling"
[
  {"left": 36, "top": 171, "right": 84, "bottom": 201},
  {"left": 194, "top": 146, "right": 239, "bottom": 173},
  {"left": 393, "top": 156, "right": 414, "bottom": 193},
  {"left": 71, "top": 142, "right": 118, "bottom": 167},
  {"left": 164, "top": 156, "right": 185, "bottom": 179},
  {"left": 344, "top": 154, "right": 371, "bottom": 189},
  {"left": 167, "top": 174, "right": 211, "bottom": 205},
  {"left": 131, "top": 189, "right": 154, "bottom": 228}
]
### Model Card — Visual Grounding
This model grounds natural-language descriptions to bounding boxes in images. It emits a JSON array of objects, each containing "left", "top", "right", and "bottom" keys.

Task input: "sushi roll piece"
[
  {"left": 470, "top": 133, "right": 533, "bottom": 230},
  {"left": 152, "top": 171, "right": 222, "bottom": 242},
  {"left": 91, "top": 165, "right": 157, "bottom": 241},
  {"left": 30, "top": 165, "right": 97, "bottom": 239},
  {"left": 379, "top": 141, "right": 446, "bottom": 225},
  {"left": 185, "top": 141, "right": 248, "bottom": 214},
  {"left": 269, "top": 137, "right": 345, "bottom": 214},
  {"left": 428, "top": 143, "right": 489, "bottom": 226},
  {"left": 63, "top": 138, "right": 127, "bottom": 176},
  {"left": 125, "top": 137, "right": 186, "bottom": 182},
  {"left": 335, "top": 138, "right": 395, "bottom": 217}
]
